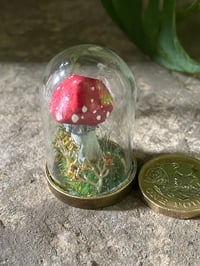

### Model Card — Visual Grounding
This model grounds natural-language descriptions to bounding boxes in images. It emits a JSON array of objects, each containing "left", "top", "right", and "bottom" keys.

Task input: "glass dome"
[{"left": 40, "top": 44, "right": 137, "bottom": 208}]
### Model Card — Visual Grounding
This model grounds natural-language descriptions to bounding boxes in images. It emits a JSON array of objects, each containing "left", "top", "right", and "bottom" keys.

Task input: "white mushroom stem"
[
  {"left": 64, "top": 124, "right": 103, "bottom": 162},
  {"left": 71, "top": 130, "right": 102, "bottom": 163}
]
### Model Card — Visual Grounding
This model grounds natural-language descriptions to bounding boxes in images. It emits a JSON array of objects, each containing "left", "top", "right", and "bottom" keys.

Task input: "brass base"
[{"left": 45, "top": 158, "right": 137, "bottom": 209}]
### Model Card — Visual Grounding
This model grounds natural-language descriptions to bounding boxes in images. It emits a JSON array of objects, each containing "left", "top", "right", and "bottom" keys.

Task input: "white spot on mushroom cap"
[
  {"left": 106, "top": 111, "right": 110, "bottom": 118},
  {"left": 91, "top": 98, "right": 94, "bottom": 103},
  {"left": 57, "top": 86, "right": 60, "bottom": 91},
  {"left": 93, "top": 110, "right": 97, "bottom": 114},
  {"left": 91, "top": 86, "right": 95, "bottom": 91},
  {"left": 82, "top": 106, "right": 87, "bottom": 113},
  {"left": 96, "top": 115, "right": 101, "bottom": 121},
  {"left": 56, "top": 113, "right": 62, "bottom": 121},
  {"left": 81, "top": 115, "right": 84, "bottom": 119},
  {"left": 65, "top": 96, "right": 69, "bottom": 101},
  {"left": 72, "top": 114, "right": 79, "bottom": 123}
]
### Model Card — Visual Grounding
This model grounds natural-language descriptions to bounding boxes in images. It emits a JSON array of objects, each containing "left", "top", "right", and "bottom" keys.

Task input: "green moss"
[{"left": 53, "top": 126, "right": 131, "bottom": 197}]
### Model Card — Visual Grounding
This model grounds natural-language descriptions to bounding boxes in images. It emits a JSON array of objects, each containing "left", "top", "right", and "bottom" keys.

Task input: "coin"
[{"left": 138, "top": 154, "right": 200, "bottom": 219}]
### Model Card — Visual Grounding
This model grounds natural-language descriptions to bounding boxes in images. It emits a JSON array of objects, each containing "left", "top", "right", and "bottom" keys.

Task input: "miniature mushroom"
[{"left": 49, "top": 74, "right": 114, "bottom": 162}]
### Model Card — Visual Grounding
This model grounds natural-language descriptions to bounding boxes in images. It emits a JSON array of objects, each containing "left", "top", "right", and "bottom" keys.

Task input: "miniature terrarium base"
[
  {"left": 45, "top": 161, "right": 137, "bottom": 209},
  {"left": 45, "top": 126, "right": 137, "bottom": 209}
]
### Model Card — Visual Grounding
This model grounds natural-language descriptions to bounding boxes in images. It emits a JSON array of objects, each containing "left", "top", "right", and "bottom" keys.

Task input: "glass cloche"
[{"left": 40, "top": 44, "right": 137, "bottom": 208}]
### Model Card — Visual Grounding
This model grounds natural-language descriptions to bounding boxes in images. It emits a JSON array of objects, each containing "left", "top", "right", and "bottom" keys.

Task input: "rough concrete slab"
[{"left": 0, "top": 1, "right": 200, "bottom": 266}]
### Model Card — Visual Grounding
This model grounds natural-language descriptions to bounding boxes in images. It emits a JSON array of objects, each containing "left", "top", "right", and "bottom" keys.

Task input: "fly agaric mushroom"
[{"left": 50, "top": 74, "right": 114, "bottom": 162}]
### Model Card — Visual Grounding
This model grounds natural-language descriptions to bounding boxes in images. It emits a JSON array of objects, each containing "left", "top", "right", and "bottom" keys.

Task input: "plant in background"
[{"left": 101, "top": 0, "right": 200, "bottom": 74}]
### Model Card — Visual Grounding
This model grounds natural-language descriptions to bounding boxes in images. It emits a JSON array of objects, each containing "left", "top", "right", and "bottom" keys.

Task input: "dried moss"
[{"left": 53, "top": 126, "right": 131, "bottom": 197}]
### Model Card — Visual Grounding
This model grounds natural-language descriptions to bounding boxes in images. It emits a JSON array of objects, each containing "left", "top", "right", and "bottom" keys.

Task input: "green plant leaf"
[
  {"left": 143, "top": 0, "right": 160, "bottom": 49},
  {"left": 155, "top": 0, "right": 200, "bottom": 73},
  {"left": 101, "top": 0, "right": 200, "bottom": 74},
  {"left": 177, "top": 0, "right": 200, "bottom": 20}
]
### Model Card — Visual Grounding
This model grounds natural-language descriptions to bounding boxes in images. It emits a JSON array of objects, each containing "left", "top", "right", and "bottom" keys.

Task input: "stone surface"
[{"left": 0, "top": 1, "right": 200, "bottom": 266}]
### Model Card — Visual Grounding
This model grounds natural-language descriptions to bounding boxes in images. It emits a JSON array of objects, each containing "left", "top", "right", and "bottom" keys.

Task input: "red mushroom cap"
[{"left": 49, "top": 75, "right": 114, "bottom": 126}]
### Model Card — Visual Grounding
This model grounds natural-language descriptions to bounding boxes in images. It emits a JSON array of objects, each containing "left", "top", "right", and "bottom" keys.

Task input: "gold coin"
[{"left": 138, "top": 154, "right": 200, "bottom": 219}]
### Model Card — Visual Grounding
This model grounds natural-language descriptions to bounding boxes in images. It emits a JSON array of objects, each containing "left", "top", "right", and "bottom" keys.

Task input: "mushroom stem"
[
  {"left": 71, "top": 130, "right": 102, "bottom": 163},
  {"left": 64, "top": 124, "right": 102, "bottom": 162}
]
